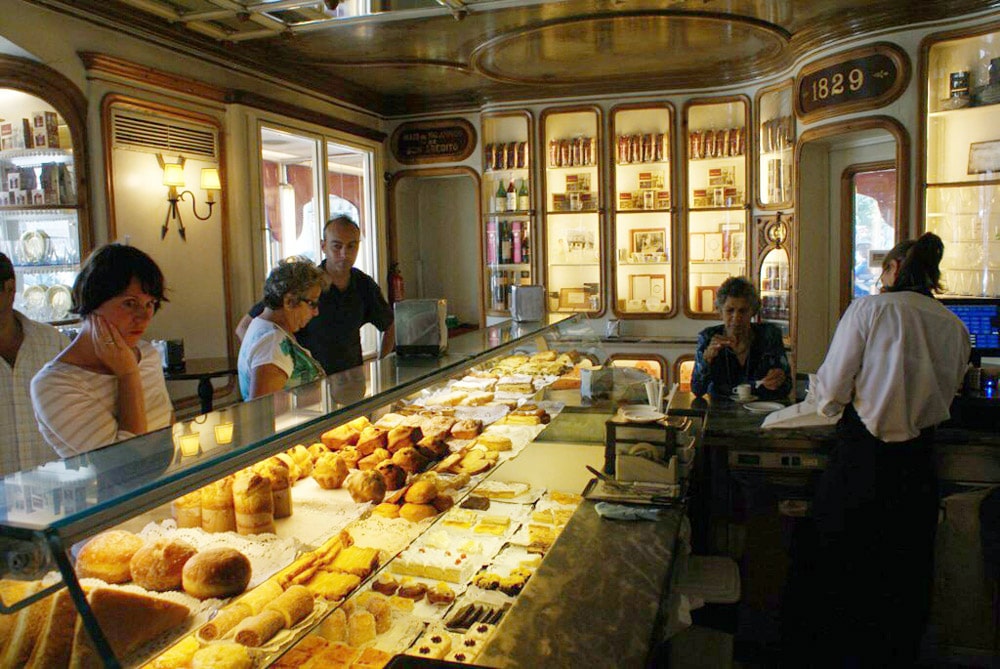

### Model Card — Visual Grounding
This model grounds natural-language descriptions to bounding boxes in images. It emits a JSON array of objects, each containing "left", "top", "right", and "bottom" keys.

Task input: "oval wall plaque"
[
  {"left": 390, "top": 118, "right": 476, "bottom": 165},
  {"left": 794, "top": 43, "right": 910, "bottom": 122}
]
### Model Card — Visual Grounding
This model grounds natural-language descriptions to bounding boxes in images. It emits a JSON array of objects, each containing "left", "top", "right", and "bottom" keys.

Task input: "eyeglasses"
[{"left": 298, "top": 296, "right": 320, "bottom": 309}]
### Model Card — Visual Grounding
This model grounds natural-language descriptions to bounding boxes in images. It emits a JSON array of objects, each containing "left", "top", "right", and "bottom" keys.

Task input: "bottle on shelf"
[
  {"left": 495, "top": 180, "right": 507, "bottom": 213},
  {"left": 517, "top": 179, "right": 530, "bottom": 211},
  {"left": 486, "top": 220, "right": 498, "bottom": 264},
  {"left": 512, "top": 220, "right": 523, "bottom": 263},
  {"left": 506, "top": 180, "right": 517, "bottom": 212},
  {"left": 500, "top": 221, "right": 512, "bottom": 264},
  {"left": 522, "top": 225, "right": 531, "bottom": 265},
  {"left": 520, "top": 270, "right": 531, "bottom": 286}
]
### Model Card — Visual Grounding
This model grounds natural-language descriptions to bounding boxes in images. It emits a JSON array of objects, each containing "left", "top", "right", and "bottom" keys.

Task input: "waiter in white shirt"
[
  {"left": 0, "top": 252, "right": 69, "bottom": 475},
  {"left": 783, "top": 233, "right": 970, "bottom": 667}
]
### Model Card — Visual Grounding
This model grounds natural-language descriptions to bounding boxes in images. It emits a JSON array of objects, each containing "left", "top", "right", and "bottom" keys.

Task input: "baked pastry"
[
  {"left": 233, "top": 470, "right": 275, "bottom": 535},
  {"left": 201, "top": 476, "right": 237, "bottom": 533},
  {"left": 354, "top": 646, "right": 392, "bottom": 668},
  {"left": 373, "top": 412, "right": 406, "bottom": 429},
  {"left": 287, "top": 444, "right": 313, "bottom": 478},
  {"left": 421, "top": 415, "right": 456, "bottom": 440},
  {"left": 347, "top": 609, "right": 376, "bottom": 646},
  {"left": 0, "top": 579, "right": 43, "bottom": 667},
  {"left": 375, "top": 461, "right": 406, "bottom": 491},
  {"left": 129, "top": 537, "right": 198, "bottom": 591},
  {"left": 75, "top": 529, "right": 145, "bottom": 584},
  {"left": 432, "top": 494, "right": 454, "bottom": 512},
  {"left": 476, "top": 433, "right": 513, "bottom": 452},
  {"left": 233, "top": 608, "right": 285, "bottom": 647},
  {"left": 274, "top": 452, "right": 301, "bottom": 481},
  {"left": 182, "top": 547, "right": 252, "bottom": 599},
  {"left": 396, "top": 578, "right": 426, "bottom": 600},
  {"left": 412, "top": 624, "right": 452, "bottom": 659},
  {"left": 356, "top": 592, "right": 391, "bottom": 633},
  {"left": 198, "top": 602, "right": 252, "bottom": 641},
  {"left": 391, "top": 446, "right": 429, "bottom": 474},
  {"left": 265, "top": 584, "right": 314, "bottom": 627},
  {"left": 147, "top": 636, "right": 200, "bottom": 669},
  {"left": 450, "top": 419, "right": 483, "bottom": 440},
  {"left": 371, "top": 502, "right": 400, "bottom": 518},
  {"left": 357, "top": 447, "right": 389, "bottom": 471},
  {"left": 416, "top": 436, "right": 450, "bottom": 461},
  {"left": 308, "top": 642, "right": 358, "bottom": 667},
  {"left": 312, "top": 453, "right": 349, "bottom": 489},
  {"left": 459, "top": 495, "right": 490, "bottom": 510},
  {"left": 426, "top": 581, "right": 456, "bottom": 605},
  {"left": 304, "top": 570, "right": 360, "bottom": 601},
  {"left": 24, "top": 588, "right": 76, "bottom": 669},
  {"left": 387, "top": 425, "right": 422, "bottom": 453},
  {"left": 320, "top": 423, "right": 360, "bottom": 450},
  {"left": 331, "top": 546, "right": 379, "bottom": 577},
  {"left": 399, "top": 502, "right": 437, "bottom": 523},
  {"left": 424, "top": 391, "right": 467, "bottom": 407},
  {"left": 317, "top": 606, "right": 347, "bottom": 642},
  {"left": 338, "top": 446, "right": 361, "bottom": 469},
  {"left": 272, "top": 635, "right": 327, "bottom": 669},
  {"left": 388, "top": 595, "right": 415, "bottom": 612},
  {"left": 191, "top": 641, "right": 252, "bottom": 669},
  {"left": 171, "top": 489, "right": 202, "bottom": 529},
  {"left": 238, "top": 578, "right": 283, "bottom": 614},
  {"left": 371, "top": 572, "right": 399, "bottom": 596},
  {"left": 307, "top": 442, "right": 332, "bottom": 462},
  {"left": 404, "top": 479, "right": 437, "bottom": 504},
  {"left": 256, "top": 458, "right": 292, "bottom": 519},
  {"left": 460, "top": 391, "right": 495, "bottom": 406},
  {"left": 355, "top": 426, "right": 388, "bottom": 455},
  {"left": 346, "top": 470, "right": 386, "bottom": 504}
]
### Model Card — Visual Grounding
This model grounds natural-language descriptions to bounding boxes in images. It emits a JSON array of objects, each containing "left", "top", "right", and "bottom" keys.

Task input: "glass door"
[
  {"left": 611, "top": 103, "right": 674, "bottom": 318},
  {"left": 756, "top": 80, "right": 795, "bottom": 209},
  {"left": 541, "top": 106, "right": 603, "bottom": 315},
  {"left": 684, "top": 96, "right": 750, "bottom": 317}
]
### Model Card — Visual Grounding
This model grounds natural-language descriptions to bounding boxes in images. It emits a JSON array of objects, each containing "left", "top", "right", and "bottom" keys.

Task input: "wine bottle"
[
  {"left": 500, "top": 221, "right": 512, "bottom": 264},
  {"left": 506, "top": 180, "right": 517, "bottom": 212},
  {"left": 517, "top": 179, "right": 530, "bottom": 211},
  {"left": 486, "top": 220, "right": 498, "bottom": 264},
  {"left": 521, "top": 226, "right": 530, "bottom": 265},
  {"left": 495, "top": 180, "right": 507, "bottom": 213},
  {"left": 512, "top": 220, "right": 522, "bottom": 263}
]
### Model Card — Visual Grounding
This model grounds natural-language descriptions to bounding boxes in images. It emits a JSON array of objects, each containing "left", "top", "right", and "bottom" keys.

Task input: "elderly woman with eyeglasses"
[
  {"left": 31, "top": 244, "right": 173, "bottom": 458},
  {"left": 238, "top": 258, "right": 327, "bottom": 400}
]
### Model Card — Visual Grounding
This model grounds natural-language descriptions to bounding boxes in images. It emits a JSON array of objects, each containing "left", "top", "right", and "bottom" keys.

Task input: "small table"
[{"left": 164, "top": 357, "right": 238, "bottom": 414}]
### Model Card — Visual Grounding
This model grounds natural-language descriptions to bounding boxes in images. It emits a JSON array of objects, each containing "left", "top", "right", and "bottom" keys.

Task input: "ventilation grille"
[{"left": 112, "top": 110, "right": 217, "bottom": 159}]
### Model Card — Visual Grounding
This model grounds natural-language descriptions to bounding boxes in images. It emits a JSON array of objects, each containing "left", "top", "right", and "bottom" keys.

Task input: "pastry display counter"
[{"left": 0, "top": 314, "right": 699, "bottom": 668}]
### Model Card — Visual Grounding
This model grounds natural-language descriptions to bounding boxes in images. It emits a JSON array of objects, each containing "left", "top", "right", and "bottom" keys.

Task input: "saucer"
[
  {"left": 621, "top": 407, "right": 666, "bottom": 423},
  {"left": 730, "top": 393, "right": 758, "bottom": 404},
  {"left": 744, "top": 401, "right": 784, "bottom": 414}
]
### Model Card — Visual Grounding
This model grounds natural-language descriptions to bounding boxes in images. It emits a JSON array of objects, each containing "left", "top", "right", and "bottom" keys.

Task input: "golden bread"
[
  {"left": 237, "top": 578, "right": 283, "bottom": 614},
  {"left": 146, "top": 635, "right": 200, "bottom": 668},
  {"left": 182, "top": 547, "right": 252, "bottom": 599},
  {"left": 191, "top": 641, "right": 252, "bottom": 669},
  {"left": 171, "top": 489, "right": 202, "bottom": 529},
  {"left": 304, "top": 570, "right": 361, "bottom": 601},
  {"left": 330, "top": 546, "right": 379, "bottom": 577},
  {"left": 197, "top": 602, "right": 251, "bottom": 641},
  {"left": 75, "top": 530, "right": 145, "bottom": 584},
  {"left": 129, "top": 537, "right": 198, "bottom": 591},
  {"left": 265, "top": 584, "right": 314, "bottom": 628},
  {"left": 24, "top": 588, "right": 75, "bottom": 668},
  {"left": 312, "top": 453, "right": 349, "bottom": 489},
  {"left": 399, "top": 502, "right": 438, "bottom": 523},
  {"left": 233, "top": 608, "right": 285, "bottom": 647}
]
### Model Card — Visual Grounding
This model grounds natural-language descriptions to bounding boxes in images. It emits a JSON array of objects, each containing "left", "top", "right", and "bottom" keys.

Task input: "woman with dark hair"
[
  {"left": 238, "top": 258, "right": 326, "bottom": 400},
  {"left": 783, "top": 232, "right": 970, "bottom": 666},
  {"left": 691, "top": 275, "right": 791, "bottom": 399},
  {"left": 30, "top": 244, "right": 173, "bottom": 457}
]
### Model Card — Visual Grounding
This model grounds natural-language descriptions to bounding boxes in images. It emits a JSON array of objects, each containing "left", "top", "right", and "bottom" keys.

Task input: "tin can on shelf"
[
  {"left": 517, "top": 141, "right": 528, "bottom": 169},
  {"left": 655, "top": 133, "right": 665, "bottom": 162},
  {"left": 950, "top": 71, "right": 970, "bottom": 98},
  {"left": 484, "top": 143, "right": 495, "bottom": 171},
  {"left": 549, "top": 140, "right": 560, "bottom": 167},
  {"left": 560, "top": 139, "right": 571, "bottom": 167}
]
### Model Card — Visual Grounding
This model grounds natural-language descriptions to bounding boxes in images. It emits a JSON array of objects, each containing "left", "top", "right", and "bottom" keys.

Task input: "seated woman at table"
[
  {"left": 691, "top": 276, "right": 791, "bottom": 400},
  {"left": 239, "top": 258, "right": 326, "bottom": 400},
  {"left": 31, "top": 244, "right": 173, "bottom": 458}
]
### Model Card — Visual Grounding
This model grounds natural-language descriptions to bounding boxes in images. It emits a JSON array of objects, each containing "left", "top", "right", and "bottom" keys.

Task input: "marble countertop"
[{"left": 477, "top": 500, "right": 685, "bottom": 668}]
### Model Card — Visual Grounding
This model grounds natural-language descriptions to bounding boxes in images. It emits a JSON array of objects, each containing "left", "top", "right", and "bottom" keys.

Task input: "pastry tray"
[{"left": 582, "top": 477, "right": 686, "bottom": 507}]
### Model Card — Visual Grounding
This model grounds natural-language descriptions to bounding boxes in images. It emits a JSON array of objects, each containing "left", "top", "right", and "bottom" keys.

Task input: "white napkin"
[{"left": 761, "top": 396, "right": 841, "bottom": 429}]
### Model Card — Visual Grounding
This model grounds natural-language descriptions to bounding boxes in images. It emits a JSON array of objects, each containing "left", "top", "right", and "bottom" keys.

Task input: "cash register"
[{"left": 942, "top": 297, "right": 1000, "bottom": 427}]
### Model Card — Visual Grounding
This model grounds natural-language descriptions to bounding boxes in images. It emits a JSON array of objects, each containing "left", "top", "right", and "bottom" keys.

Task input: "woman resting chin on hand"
[{"left": 31, "top": 244, "right": 173, "bottom": 458}]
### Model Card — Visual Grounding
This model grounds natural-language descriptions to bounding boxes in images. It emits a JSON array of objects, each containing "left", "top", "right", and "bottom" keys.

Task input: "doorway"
[
  {"left": 388, "top": 167, "right": 484, "bottom": 327},
  {"left": 793, "top": 117, "right": 909, "bottom": 372}
]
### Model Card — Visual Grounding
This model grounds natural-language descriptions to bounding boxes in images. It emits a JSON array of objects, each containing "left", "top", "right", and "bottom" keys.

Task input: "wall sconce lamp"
[{"left": 157, "top": 155, "right": 221, "bottom": 241}]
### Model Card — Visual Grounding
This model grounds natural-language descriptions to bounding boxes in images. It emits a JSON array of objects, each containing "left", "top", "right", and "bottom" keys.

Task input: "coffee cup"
[{"left": 735, "top": 383, "right": 752, "bottom": 401}]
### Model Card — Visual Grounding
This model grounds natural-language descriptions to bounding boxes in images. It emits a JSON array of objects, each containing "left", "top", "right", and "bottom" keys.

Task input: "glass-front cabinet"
[
  {"left": 541, "top": 106, "right": 603, "bottom": 315},
  {"left": 611, "top": 103, "right": 675, "bottom": 318},
  {"left": 0, "top": 90, "right": 83, "bottom": 324},
  {"left": 683, "top": 97, "right": 750, "bottom": 316},
  {"left": 753, "top": 213, "right": 793, "bottom": 341},
  {"left": 482, "top": 111, "right": 534, "bottom": 318},
  {"left": 923, "top": 27, "right": 1000, "bottom": 297},
  {"left": 756, "top": 81, "right": 795, "bottom": 210}
]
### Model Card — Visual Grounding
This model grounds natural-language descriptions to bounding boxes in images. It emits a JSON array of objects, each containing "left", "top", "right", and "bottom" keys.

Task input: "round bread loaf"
[
  {"left": 191, "top": 641, "right": 252, "bottom": 669},
  {"left": 130, "top": 537, "right": 198, "bottom": 591},
  {"left": 76, "top": 530, "right": 145, "bottom": 584},
  {"left": 182, "top": 547, "right": 252, "bottom": 600},
  {"left": 347, "top": 469, "right": 386, "bottom": 504}
]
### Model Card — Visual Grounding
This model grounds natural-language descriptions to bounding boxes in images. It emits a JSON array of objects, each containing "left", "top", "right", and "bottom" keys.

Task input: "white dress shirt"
[
  {"left": 813, "top": 291, "right": 970, "bottom": 442},
  {"left": 0, "top": 312, "right": 69, "bottom": 475}
]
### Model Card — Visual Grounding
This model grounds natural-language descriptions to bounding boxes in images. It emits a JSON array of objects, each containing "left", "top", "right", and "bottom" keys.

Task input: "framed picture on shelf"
[
  {"left": 968, "top": 139, "right": 1000, "bottom": 174},
  {"left": 629, "top": 273, "right": 666, "bottom": 301},
  {"left": 704, "top": 232, "right": 724, "bottom": 261},
  {"left": 689, "top": 233, "right": 705, "bottom": 261},
  {"left": 696, "top": 285, "right": 718, "bottom": 312},
  {"left": 630, "top": 228, "right": 666, "bottom": 254},
  {"left": 729, "top": 232, "right": 745, "bottom": 261},
  {"left": 558, "top": 287, "right": 590, "bottom": 310}
]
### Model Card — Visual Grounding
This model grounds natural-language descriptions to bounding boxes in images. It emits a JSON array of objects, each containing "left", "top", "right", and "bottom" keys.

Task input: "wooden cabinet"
[
  {"left": 752, "top": 213, "right": 793, "bottom": 342},
  {"left": 756, "top": 80, "right": 795, "bottom": 210}
]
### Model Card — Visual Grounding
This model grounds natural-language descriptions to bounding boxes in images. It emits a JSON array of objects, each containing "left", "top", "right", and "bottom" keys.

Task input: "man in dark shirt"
[{"left": 237, "top": 215, "right": 394, "bottom": 374}]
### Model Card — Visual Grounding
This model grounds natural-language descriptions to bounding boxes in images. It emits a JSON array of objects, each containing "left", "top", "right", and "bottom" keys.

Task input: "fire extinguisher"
[{"left": 388, "top": 262, "right": 405, "bottom": 304}]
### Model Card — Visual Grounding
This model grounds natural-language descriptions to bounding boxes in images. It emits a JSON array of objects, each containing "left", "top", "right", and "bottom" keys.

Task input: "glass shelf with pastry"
[
  {"left": 756, "top": 80, "right": 795, "bottom": 209},
  {"left": 482, "top": 110, "right": 535, "bottom": 320},
  {"left": 0, "top": 315, "right": 601, "bottom": 668},
  {"left": 542, "top": 105, "right": 603, "bottom": 316}
]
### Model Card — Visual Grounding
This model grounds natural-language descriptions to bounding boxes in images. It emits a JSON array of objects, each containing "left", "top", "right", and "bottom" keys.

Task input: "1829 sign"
[
  {"left": 390, "top": 118, "right": 476, "bottom": 165},
  {"left": 795, "top": 43, "right": 910, "bottom": 122}
]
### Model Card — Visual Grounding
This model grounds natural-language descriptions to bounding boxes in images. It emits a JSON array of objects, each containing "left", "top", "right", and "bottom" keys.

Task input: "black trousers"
[{"left": 783, "top": 405, "right": 939, "bottom": 668}]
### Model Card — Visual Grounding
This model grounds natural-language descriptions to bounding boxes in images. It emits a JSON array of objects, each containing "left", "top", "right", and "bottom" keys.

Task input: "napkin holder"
[{"left": 616, "top": 450, "right": 679, "bottom": 485}]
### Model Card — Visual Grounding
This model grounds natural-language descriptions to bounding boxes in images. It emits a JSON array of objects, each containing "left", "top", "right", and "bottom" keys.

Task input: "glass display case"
[
  {"left": 923, "top": 27, "right": 1000, "bottom": 298},
  {"left": 610, "top": 103, "right": 675, "bottom": 318},
  {"left": 683, "top": 97, "right": 750, "bottom": 317},
  {"left": 753, "top": 213, "right": 793, "bottom": 340},
  {"left": 541, "top": 106, "right": 603, "bottom": 315},
  {"left": 482, "top": 111, "right": 534, "bottom": 317},
  {"left": 0, "top": 93, "right": 84, "bottom": 324},
  {"left": 756, "top": 80, "right": 795, "bottom": 209},
  {"left": 0, "top": 316, "right": 593, "bottom": 667}
]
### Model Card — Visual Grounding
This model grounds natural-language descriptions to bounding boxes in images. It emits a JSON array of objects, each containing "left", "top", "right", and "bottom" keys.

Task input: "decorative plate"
[
  {"left": 22, "top": 284, "right": 47, "bottom": 317},
  {"left": 743, "top": 401, "right": 785, "bottom": 414},
  {"left": 47, "top": 284, "right": 72, "bottom": 320},
  {"left": 621, "top": 407, "right": 666, "bottom": 423},
  {"left": 18, "top": 230, "right": 50, "bottom": 264}
]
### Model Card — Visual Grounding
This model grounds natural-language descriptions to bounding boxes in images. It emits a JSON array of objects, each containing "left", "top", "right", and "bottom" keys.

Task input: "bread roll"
[
  {"left": 346, "top": 470, "right": 385, "bottom": 504},
  {"left": 317, "top": 606, "right": 347, "bottom": 642},
  {"left": 129, "top": 537, "right": 198, "bottom": 591},
  {"left": 256, "top": 459, "right": 292, "bottom": 519},
  {"left": 312, "top": 453, "right": 349, "bottom": 489},
  {"left": 237, "top": 578, "right": 283, "bottom": 615},
  {"left": 375, "top": 461, "right": 407, "bottom": 491},
  {"left": 264, "top": 584, "right": 314, "bottom": 627},
  {"left": 233, "top": 471, "right": 275, "bottom": 535},
  {"left": 197, "top": 602, "right": 252, "bottom": 641},
  {"left": 347, "top": 610, "right": 376, "bottom": 647},
  {"left": 191, "top": 641, "right": 252, "bottom": 669},
  {"left": 201, "top": 476, "right": 237, "bottom": 533},
  {"left": 404, "top": 479, "right": 438, "bottom": 504},
  {"left": 233, "top": 608, "right": 285, "bottom": 647},
  {"left": 75, "top": 530, "right": 145, "bottom": 584},
  {"left": 399, "top": 502, "right": 438, "bottom": 523},
  {"left": 171, "top": 489, "right": 202, "bottom": 529},
  {"left": 182, "top": 547, "right": 252, "bottom": 599}
]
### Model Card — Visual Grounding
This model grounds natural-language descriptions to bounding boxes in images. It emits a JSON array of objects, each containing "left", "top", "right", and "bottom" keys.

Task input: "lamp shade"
[
  {"left": 200, "top": 167, "right": 221, "bottom": 191},
  {"left": 162, "top": 162, "right": 186, "bottom": 188}
]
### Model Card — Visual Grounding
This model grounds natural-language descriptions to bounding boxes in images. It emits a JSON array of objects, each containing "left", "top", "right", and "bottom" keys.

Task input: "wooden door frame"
[{"left": 840, "top": 160, "right": 897, "bottom": 315}]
